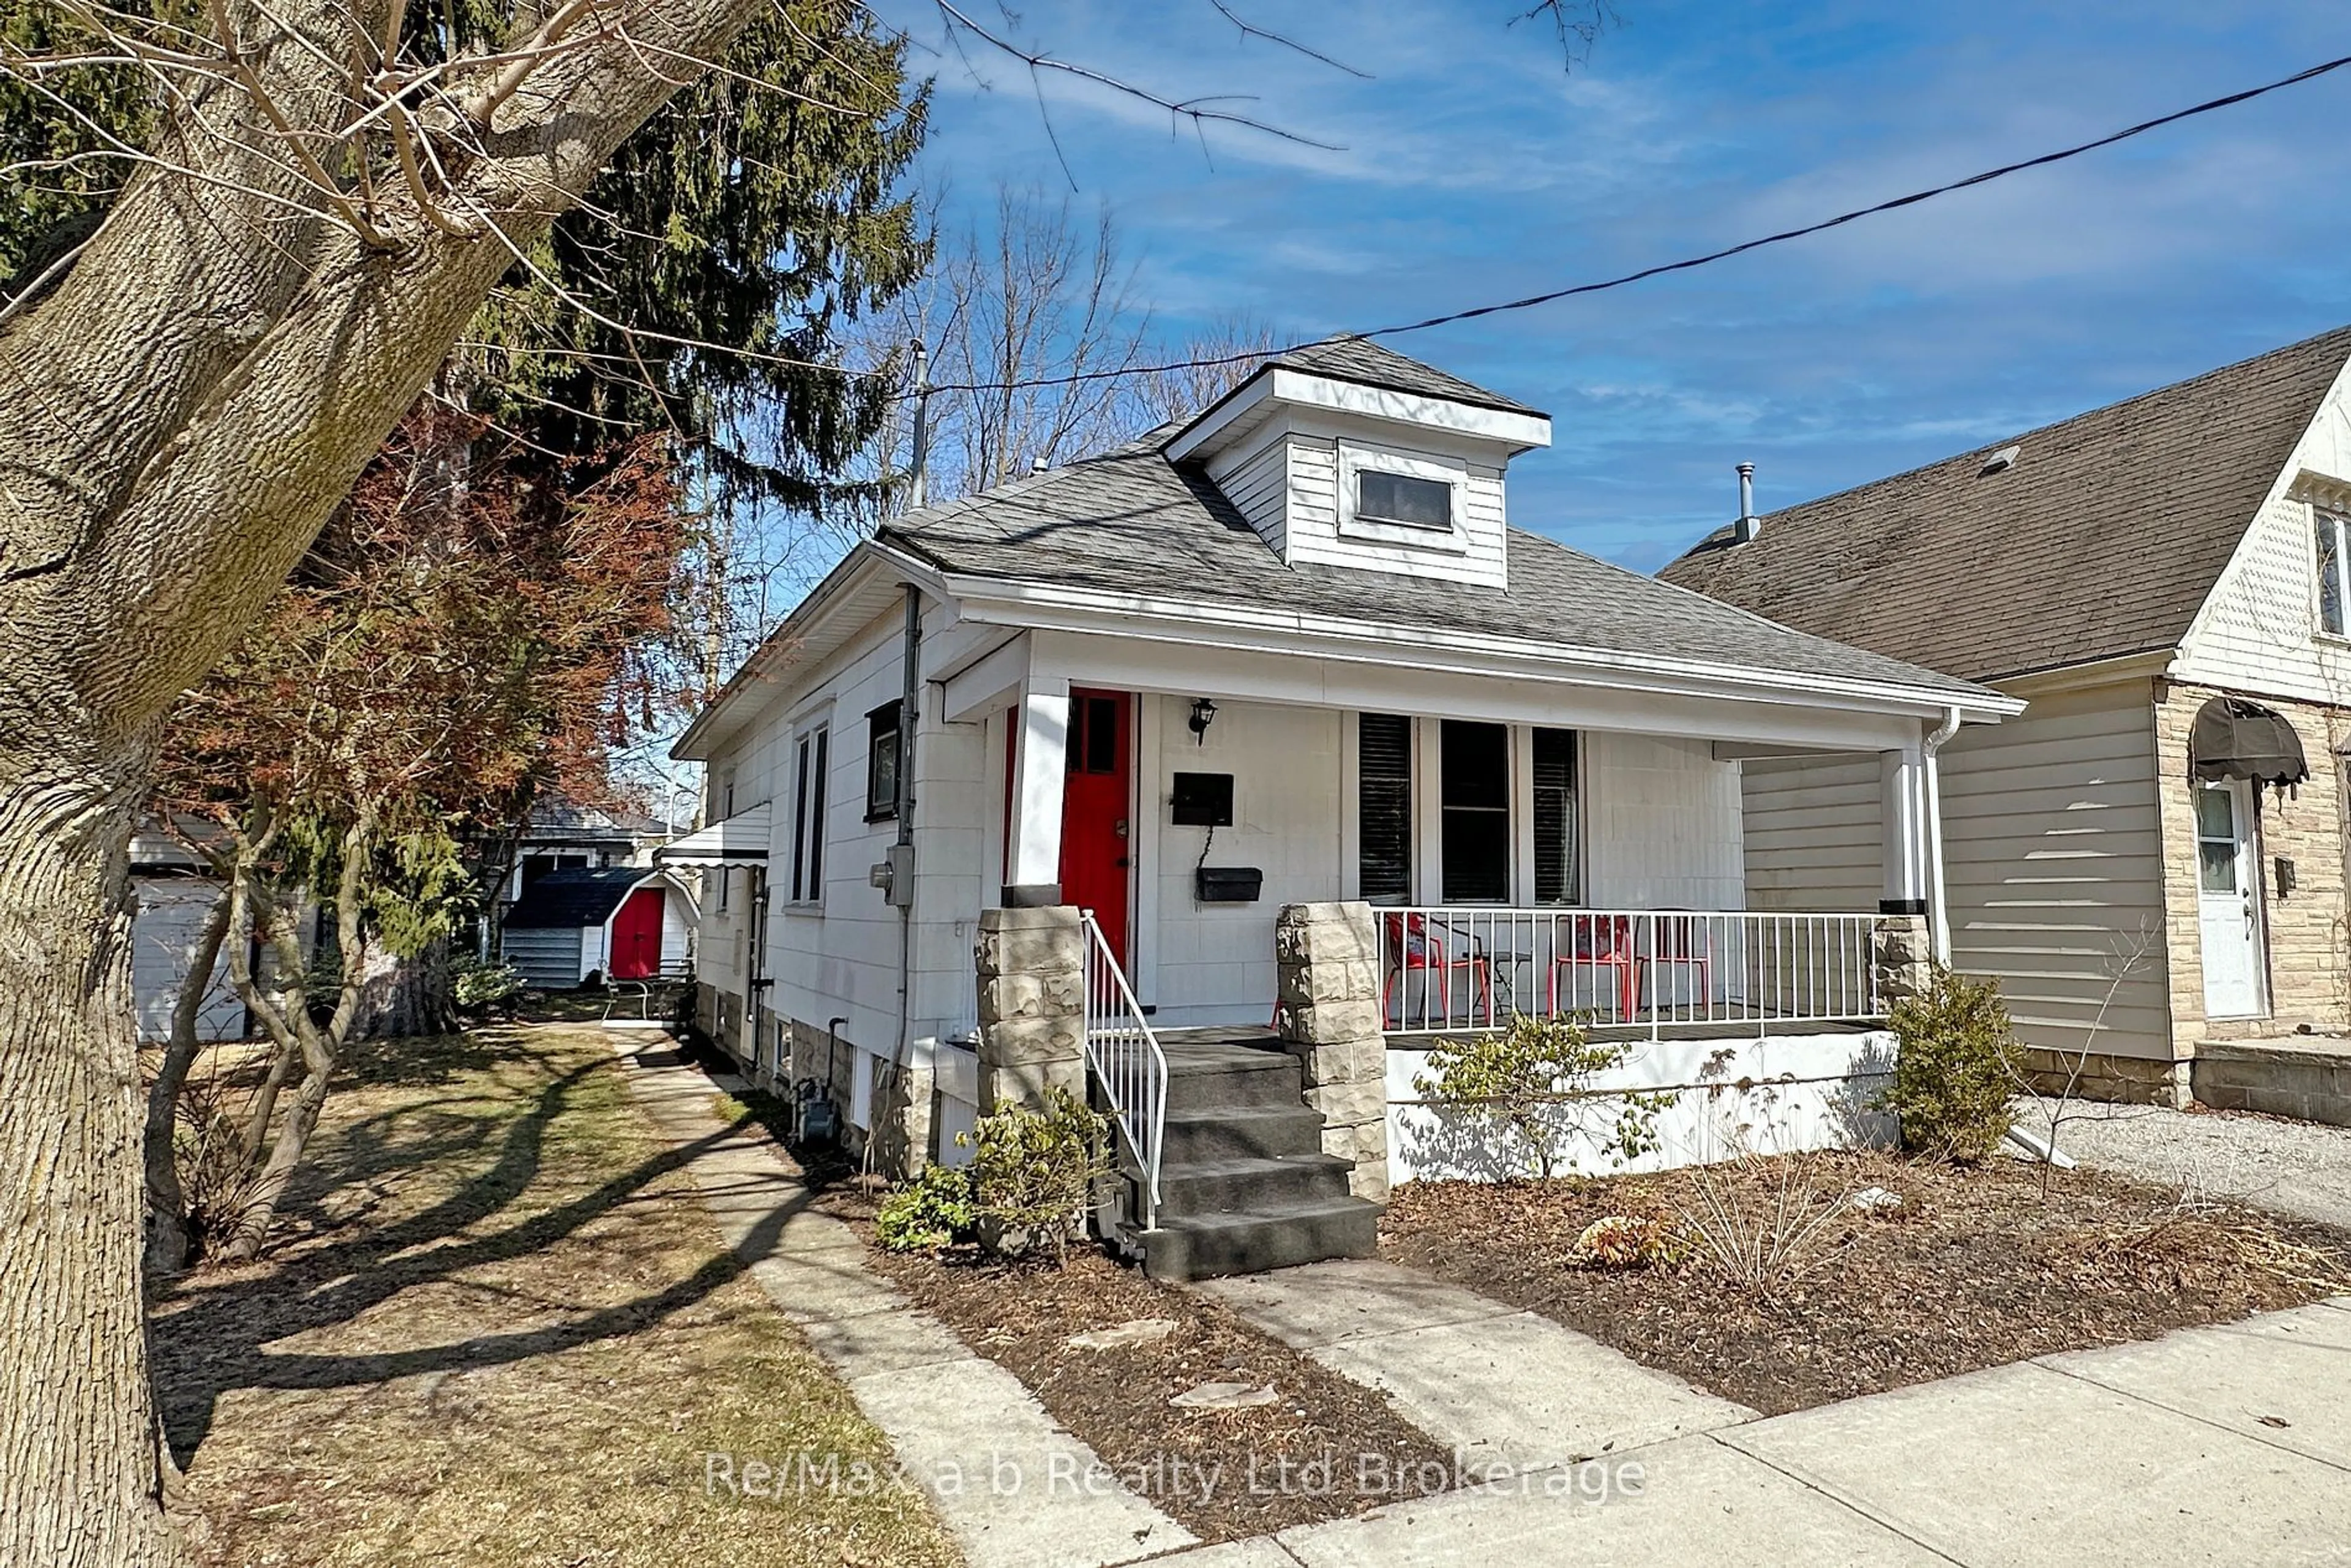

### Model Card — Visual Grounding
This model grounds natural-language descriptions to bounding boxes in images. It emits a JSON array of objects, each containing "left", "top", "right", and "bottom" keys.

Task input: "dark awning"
[{"left": 2188, "top": 697, "right": 2308, "bottom": 788}]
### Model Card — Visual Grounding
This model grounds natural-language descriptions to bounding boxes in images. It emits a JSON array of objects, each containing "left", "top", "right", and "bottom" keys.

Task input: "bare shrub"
[{"left": 1674, "top": 1150, "right": 1859, "bottom": 1294}]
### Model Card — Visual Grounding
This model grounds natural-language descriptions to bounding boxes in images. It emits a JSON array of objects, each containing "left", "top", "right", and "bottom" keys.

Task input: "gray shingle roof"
[
  {"left": 1269, "top": 337, "right": 1542, "bottom": 416},
  {"left": 879, "top": 440, "right": 1994, "bottom": 702},
  {"left": 1657, "top": 326, "right": 2351, "bottom": 684}
]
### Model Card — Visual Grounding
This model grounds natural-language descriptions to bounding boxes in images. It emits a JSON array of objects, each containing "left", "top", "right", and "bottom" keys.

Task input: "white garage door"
[{"left": 132, "top": 879, "right": 247, "bottom": 1042}]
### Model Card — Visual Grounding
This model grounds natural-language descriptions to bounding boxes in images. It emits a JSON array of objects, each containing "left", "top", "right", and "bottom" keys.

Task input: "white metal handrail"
[
  {"left": 1078, "top": 912, "right": 1168, "bottom": 1230},
  {"left": 1375, "top": 906, "right": 1884, "bottom": 1037}
]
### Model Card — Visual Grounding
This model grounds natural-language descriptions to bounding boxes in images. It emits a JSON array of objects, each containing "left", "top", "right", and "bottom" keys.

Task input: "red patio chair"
[
  {"left": 1639, "top": 913, "right": 1714, "bottom": 1019},
  {"left": 1549, "top": 913, "right": 1637, "bottom": 1021},
  {"left": 1381, "top": 911, "right": 1494, "bottom": 1029}
]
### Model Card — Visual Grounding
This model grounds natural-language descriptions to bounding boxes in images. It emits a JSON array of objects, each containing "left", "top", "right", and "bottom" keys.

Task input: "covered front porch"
[{"left": 936, "top": 623, "right": 1969, "bottom": 1035}]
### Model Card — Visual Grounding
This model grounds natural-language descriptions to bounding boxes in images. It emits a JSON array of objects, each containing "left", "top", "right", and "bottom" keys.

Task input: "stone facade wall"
[
  {"left": 973, "top": 906, "right": 1086, "bottom": 1113},
  {"left": 1274, "top": 901, "right": 1390, "bottom": 1202},
  {"left": 2019, "top": 1045, "right": 2189, "bottom": 1108},
  {"left": 2153, "top": 680, "right": 2351, "bottom": 1057},
  {"left": 1871, "top": 913, "right": 1932, "bottom": 1009}
]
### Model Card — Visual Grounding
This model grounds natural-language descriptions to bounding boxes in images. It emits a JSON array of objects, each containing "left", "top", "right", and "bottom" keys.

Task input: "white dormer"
[{"left": 1167, "top": 342, "right": 1552, "bottom": 591}]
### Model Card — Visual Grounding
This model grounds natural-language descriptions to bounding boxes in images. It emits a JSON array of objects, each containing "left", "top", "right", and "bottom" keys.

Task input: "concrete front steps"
[{"left": 1119, "top": 1030, "right": 1379, "bottom": 1282}]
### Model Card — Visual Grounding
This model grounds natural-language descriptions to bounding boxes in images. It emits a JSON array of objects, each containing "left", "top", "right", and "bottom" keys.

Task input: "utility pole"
[{"left": 907, "top": 338, "right": 931, "bottom": 513}]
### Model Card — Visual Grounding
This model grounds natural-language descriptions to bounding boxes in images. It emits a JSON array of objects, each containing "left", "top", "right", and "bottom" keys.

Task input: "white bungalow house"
[
  {"left": 665, "top": 340, "right": 2017, "bottom": 1276},
  {"left": 1663, "top": 324, "right": 2351, "bottom": 1118}
]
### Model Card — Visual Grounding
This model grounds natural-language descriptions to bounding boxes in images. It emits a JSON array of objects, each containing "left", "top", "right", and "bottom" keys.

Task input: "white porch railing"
[
  {"left": 1079, "top": 912, "right": 1168, "bottom": 1230},
  {"left": 1376, "top": 907, "right": 1884, "bottom": 1036}
]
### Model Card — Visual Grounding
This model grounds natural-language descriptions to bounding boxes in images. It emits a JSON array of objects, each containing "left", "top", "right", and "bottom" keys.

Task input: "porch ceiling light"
[{"left": 1188, "top": 697, "right": 1218, "bottom": 745}]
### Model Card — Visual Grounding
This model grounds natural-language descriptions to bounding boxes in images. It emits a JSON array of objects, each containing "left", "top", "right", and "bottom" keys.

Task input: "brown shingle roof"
[
  {"left": 1270, "top": 337, "right": 1543, "bottom": 416},
  {"left": 1657, "top": 326, "right": 2351, "bottom": 683}
]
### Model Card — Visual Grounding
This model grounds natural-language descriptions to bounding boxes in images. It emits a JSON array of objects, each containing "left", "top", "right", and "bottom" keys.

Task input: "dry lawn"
[{"left": 152, "top": 1022, "right": 958, "bottom": 1568}]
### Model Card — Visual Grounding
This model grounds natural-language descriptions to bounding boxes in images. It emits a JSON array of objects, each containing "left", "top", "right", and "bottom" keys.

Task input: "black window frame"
[
  {"left": 790, "top": 725, "right": 828, "bottom": 904},
  {"left": 1439, "top": 719, "right": 1511, "bottom": 903},
  {"left": 865, "top": 700, "right": 902, "bottom": 822}
]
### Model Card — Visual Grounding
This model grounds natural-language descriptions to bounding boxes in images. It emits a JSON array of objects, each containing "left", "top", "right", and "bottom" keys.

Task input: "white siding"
[
  {"left": 1939, "top": 686, "right": 2172, "bottom": 1058},
  {"left": 1259, "top": 413, "right": 1513, "bottom": 590},
  {"left": 2174, "top": 358, "right": 2351, "bottom": 702},
  {"left": 1204, "top": 430, "right": 1289, "bottom": 557},
  {"left": 1581, "top": 732, "right": 1745, "bottom": 908},
  {"left": 504, "top": 926, "right": 584, "bottom": 989},
  {"left": 1147, "top": 697, "right": 1344, "bottom": 1026}
]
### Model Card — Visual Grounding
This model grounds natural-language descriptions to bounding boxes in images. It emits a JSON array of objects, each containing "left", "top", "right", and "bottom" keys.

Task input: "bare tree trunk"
[
  {"left": 141, "top": 875, "right": 233, "bottom": 1276},
  {"left": 0, "top": 756, "right": 184, "bottom": 1567},
  {"left": 0, "top": 3, "right": 769, "bottom": 1550}
]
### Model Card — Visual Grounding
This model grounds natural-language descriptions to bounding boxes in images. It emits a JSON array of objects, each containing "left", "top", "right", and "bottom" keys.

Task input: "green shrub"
[
  {"left": 967, "top": 1087, "right": 1112, "bottom": 1265},
  {"left": 451, "top": 956, "right": 526, "bottom": 1016},
  {"left": 876, "top": 1162, "right": 978, "bottom": 1252},
  {"left": 1413, "top": 1011, "right": 1673, "bottom": 1180},
  {"left": 1881, "top": 967, "right": 2025, "bottom": 1161}
]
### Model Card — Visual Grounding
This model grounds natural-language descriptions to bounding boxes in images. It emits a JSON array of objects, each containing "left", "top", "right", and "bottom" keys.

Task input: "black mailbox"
[
  {"left": 1195, "top": 866, "right": 1264, "bottom": 903},
  {"left": 1171, "top": 771, "right": 1234, "bottom": 827}
]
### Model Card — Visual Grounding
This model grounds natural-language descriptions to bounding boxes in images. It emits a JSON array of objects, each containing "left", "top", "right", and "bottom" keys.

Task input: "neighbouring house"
[
  {"left": 497, "top": 866, "right": 698, "bottom": 989},
  {"left": 664, "top": 339, "right": 2017, "bottom": 1277},
  {"left": 128, "top": 824, "right": 249, "bottom": 1043},
  {"left": 1661, "top": 324, "right": 2351, "bottom": 1116}
]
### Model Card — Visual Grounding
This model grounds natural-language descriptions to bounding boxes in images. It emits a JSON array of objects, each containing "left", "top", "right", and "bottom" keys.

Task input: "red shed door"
[
  {"left": 1059, "top": 689, "right": 1133, "bottom": 961},
  {"left": 610, "top": 887, "right": 664, "bottom": 980}
]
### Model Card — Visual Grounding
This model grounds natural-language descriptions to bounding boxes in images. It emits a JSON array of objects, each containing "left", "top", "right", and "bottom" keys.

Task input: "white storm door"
[{"left": 2194, "top": 779, "right": 2266, "bottom": 1018}]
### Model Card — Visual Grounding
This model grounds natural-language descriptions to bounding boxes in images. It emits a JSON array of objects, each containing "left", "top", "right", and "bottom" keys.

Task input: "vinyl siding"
[
  {"left": 1273, "top": 413, "right": 1512, "bottom": 590},
  {"left": 1204, "top": 430, "right": 1290, "bottom": 558},
  {"left": 2173, "top": 361, "right": 2351, "bottom": 702},
  {"left": 1742, "top": 756, "right": 1884, "bottom": 913},
  {"left": 1581, "top": 732, "right": 1745, "bottom": 909},
  {"left": 130, "top": 877, "right": 246, "bottom": 1041}
]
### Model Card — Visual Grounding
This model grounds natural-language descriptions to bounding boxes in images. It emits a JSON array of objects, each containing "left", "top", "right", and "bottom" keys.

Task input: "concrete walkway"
[
  {"left": 1196, "top": 1259, "right": 1754, "bottom": 1471},
  {"left": 612, "top": 1037, "right": 1196, "bottom": 1568},
  {"left": 1158, "top": 1286, "right": 2351, "bottom": 1566}
]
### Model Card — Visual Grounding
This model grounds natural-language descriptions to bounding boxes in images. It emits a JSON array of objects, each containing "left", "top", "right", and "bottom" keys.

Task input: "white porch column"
[
  {"left": 1004, "top": 678, "right": 1070, "bottom": 905},
  {"left": 1879, "top": 738, "right": 1930, "bottom": 919}
]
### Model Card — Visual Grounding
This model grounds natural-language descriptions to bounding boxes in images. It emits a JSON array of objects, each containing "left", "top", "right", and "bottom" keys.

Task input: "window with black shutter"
[
  {"left": 1359, "top": 713, "right": 1413, "bottom": 903},
  {"left": 1533, "top": 728, "right": 1579, "bottom": 904},
  {"left": 866, "top": 700, "right": 901, "bottom": 821},
  {"left": 1440, "top": 721, "right": 1510, "bottom": 902}
]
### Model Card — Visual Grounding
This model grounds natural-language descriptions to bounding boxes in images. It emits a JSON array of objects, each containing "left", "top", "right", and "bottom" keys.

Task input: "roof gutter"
[{"left": 935, "top": 572, "right": 2025, "bottom": 724}]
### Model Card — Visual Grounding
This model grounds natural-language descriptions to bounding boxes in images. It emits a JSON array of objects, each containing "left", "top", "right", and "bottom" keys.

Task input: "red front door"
[
  {"left": 1059, "top": 689, "right": 1133, "bottom": 960},
  {"left": 610, "top": 887, "right": 664, "bottom": 980}
]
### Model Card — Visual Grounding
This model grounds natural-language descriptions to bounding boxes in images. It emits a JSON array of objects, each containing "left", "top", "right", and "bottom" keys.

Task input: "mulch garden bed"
[
  {"left": 1381, "top": 1149, "right": 2351, "bottom": 1416},
  {"left": 816, "top": 1189, "right": 1452, "bottom": 1542}
]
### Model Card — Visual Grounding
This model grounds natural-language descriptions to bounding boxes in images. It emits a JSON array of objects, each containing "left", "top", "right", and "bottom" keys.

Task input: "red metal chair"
[
  {"left": 1549, "top": 913, "right": 1637, "bottom": 1021},
  {"left": 1639, "top": 914, "right": 1714, "bottom": 1019},
  {"left": 1381, "top": 912, "right": 1494, "bottom": 1029}
]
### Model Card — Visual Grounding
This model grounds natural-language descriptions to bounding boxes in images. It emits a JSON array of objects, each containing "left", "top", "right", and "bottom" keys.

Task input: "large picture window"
[
  {"left": 1359, "top": 713, "right": 1413, "bottom": 902},
  {"left": 2320, "top": 509, "right": 2349, "bottom": 636},
  {"left": 790, "top": 726, "right": 828, "bottom": 903},
  {"left": 1440, "top": 720, "right": 1510, "bottom": 902},
  {"left": 1532, "top": 728, "right": 1580, "bottom": 904}
]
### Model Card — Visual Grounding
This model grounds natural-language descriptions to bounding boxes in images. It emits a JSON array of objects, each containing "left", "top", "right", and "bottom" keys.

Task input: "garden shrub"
[
  {"left": 1571, "top": 1214, "right": 1684, "bottom": 1269},
  {"left": 967, "top": 1087, "right": 1112, "bottom": 1265},
  {"left": 1413, "top": 1011, "right": 1673, "bottom": 1180},
  {"left": 876, "top": 1162, "right": 977, "bottom": 1253},
  {"left": 1881, "top": 967, "right": 2025, "bottom": 1162},
  {"left": 451, "top": 956, "right": 525, "bottom": 1016}
]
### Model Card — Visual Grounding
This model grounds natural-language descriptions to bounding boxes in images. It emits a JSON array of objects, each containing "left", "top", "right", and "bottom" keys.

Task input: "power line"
[{"left": 914, "top": 49, "right": 2351, "bottom": 397}]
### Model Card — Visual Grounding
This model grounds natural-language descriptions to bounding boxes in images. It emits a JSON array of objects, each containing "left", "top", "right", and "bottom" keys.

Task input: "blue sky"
[{"left": 871, "top": 0, "right": 2351, "bottom": 571}]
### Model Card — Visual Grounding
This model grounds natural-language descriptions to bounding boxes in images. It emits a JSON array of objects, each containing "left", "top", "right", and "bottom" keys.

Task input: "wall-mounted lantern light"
[{"left": 1188, "top": 697, "right": 1218, "bottom": 745}]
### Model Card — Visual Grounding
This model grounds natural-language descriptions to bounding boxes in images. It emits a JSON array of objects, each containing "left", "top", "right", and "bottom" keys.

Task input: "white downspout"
[{"left": 1922, "top": 705, "right": 1962, "bottom": 966}]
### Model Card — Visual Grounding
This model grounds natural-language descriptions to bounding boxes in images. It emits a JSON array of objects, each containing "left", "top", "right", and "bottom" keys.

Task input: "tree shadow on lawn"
[{"left": 151, "top": 1027, "right": 814, "bottom": 1467}]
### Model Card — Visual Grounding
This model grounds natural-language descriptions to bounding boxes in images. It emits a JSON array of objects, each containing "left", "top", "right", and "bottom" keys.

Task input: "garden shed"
[{"left": 498, "top": 866, "right": 696, "bottom": 988}]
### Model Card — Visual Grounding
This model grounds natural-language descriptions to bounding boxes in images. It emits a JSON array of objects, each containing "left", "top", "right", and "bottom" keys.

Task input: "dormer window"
[{"left": 1358, "top": 470, "right": 1452, "bottom": 530}]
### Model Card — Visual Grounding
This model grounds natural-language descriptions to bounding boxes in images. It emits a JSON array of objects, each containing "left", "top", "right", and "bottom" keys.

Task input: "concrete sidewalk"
[
  {"left": 1160, "top": 1296, "right": 2351, "bottom": 1567},
  {"left": 612, "top": 1037, "right": 1196, "bottom": 1568}
]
